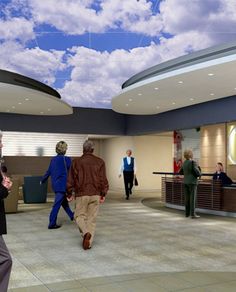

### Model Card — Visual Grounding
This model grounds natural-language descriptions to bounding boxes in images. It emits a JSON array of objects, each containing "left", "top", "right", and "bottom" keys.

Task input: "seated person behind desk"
[{"left": 213, "top": 162, "right": 232, "bottom": 186}]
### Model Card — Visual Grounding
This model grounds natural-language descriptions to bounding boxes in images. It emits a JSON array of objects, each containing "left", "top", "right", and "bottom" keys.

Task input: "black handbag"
[{"left": 134, "top": 177, "right": 138, "bottom": 186}]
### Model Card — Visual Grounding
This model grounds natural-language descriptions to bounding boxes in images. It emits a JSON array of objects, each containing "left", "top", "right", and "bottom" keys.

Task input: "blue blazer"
[
  {"left": 213, "top": 172, "right": 233, "bottom": 186},
  {"left": 41, "top": 155, "right": 71, "bottom": 193}
]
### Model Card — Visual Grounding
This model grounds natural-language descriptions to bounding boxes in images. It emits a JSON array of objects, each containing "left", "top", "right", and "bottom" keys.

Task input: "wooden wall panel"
[{"left": 200, "top": 124, "right": 226, "bottom": 174}]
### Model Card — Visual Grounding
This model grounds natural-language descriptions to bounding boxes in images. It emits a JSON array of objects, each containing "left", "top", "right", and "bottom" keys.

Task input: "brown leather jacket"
[{"left": 67, "top": 153, "right": 109, "bottom": 197}]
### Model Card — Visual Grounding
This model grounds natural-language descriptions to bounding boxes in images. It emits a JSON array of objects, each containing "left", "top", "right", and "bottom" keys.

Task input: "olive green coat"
[{"left": 179, "top": 159, "right": 201, "bottom": 184}]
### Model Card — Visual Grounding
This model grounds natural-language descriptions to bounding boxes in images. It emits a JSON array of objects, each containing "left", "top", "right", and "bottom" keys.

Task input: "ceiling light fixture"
[
  {"left": 156, "top": 106, "right": 160, "bottom": 109},
  {"left": 12, "top": 106, "right": 15, "bottom": 109},
  {"left": 178, "top": 81, "right": 183, "bottom": 84},
  {"left": 25, "top": 98, "right": 29, "bottom": 101},
  {"left": 172, "top": 102, "right": 176, "bottom": 105},
  {"left": 40, "top": 111, "right": 44, "bottom": 114},
  {"left": 210, "top": 93, "right": 215, "bottom": 96},
  {"left": 208, "top": 73, "right": 214, "bottom": 76},
  {"left": 154, "top": 87, "right": 159, "bottom": 90},
  {"left": 190, "top": 98, "right": 194, "bottom": 101},
  {"left": 18, "top": 102, "right": 22, "bottom": 105},
  {"left": 126, "top": 104, "right": 129, "bottom": 107},
  {"left": 138, "top": 93, "right": 142, "bottom": 96},
  {"left": 129, "top": 98, "right": 133, "bottom": 102}
]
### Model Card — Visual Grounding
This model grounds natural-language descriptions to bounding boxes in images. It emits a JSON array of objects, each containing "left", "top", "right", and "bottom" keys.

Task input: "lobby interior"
[{"left": 1, "top": 36, "right": 236, "bottom": 292}]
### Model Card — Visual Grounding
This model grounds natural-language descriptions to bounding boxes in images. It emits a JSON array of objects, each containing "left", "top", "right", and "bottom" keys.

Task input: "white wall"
[
  {"left": 97, "top": 135, "right": 173, "bottom": 193},
  {"left": 2, "top": 131, "right": 87, "bottom": 157}
]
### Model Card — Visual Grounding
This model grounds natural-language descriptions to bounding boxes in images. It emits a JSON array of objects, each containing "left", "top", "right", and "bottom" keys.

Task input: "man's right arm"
[{"left": 119, "top": 158, "right": 124, "bottom": 177}]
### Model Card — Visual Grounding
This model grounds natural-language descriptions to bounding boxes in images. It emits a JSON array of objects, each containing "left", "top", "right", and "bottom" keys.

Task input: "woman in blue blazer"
[{"left": 41, "top": 141, "right": 74, "bottom": 229}]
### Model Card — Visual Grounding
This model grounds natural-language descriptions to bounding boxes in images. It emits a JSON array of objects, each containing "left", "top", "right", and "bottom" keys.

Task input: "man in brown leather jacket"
[{"left": 67, "top": 140, "right": 109, "bottom": 250}]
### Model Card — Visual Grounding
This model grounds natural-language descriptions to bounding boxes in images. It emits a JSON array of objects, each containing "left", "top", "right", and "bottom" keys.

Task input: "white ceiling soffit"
[
  {"left": 112, "top": 54, "right": 236, "bottom": 115},
  {"left": 0, "top": 82, "right": 72, "bottom": 116}
]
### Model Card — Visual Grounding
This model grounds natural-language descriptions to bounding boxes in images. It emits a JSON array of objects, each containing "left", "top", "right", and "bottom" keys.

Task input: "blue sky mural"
[{"left": 0, "top": 0, "right": 236, "bottom": 108}]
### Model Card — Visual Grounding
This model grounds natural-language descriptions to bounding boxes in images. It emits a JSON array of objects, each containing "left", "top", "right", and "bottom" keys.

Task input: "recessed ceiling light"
[
  {"left": 234, "top": 88, "right": 236, "bottom": 90},
  {"left": 47, "top": 108, "right": 51, "bottom": 111},
  {"left": 154, "top": 87, "right": 159, "bottom": 90},
  {"left": 129, "top": 98, "right": 133, "bottom": 102},
  {"left": 178, "top": 81, "right": 183, "bottom": 84},
  {"left": 190, "top": 98, "right": 194, "bottom": 101},
  {"left": 138, "top": 93, "right": 142, "bottom": 96},
  {"left": 156, "top": 106, "right": 160, "bottom": 109},
  {"left": 18, "top": 102, "right": 22, "bottom": 105},
  {"left": 172, "top": 102, "right": 176, "bottom": 105},
  {"left": 208, "top": 73, "right": 214, "bottom": 76},
  {"left": 12, "top": 106, "right": 15, "bottom": 109},
  {"left": 25, "top": 98, "right": 29, "bottom": 101},
  {"left": 126, "top": 104, "right": 129, "bottom": 107},
  {"left": 210, "top": 93, "right": 215, "bottom": 96},
  {"left": 40, "top": 111, "right": 44, "bottom": 114}
]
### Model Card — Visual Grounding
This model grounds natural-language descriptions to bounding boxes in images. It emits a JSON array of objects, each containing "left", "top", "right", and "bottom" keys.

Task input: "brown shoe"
[{"left": 83, "top": 232, "right": 91, "bottom": 250}]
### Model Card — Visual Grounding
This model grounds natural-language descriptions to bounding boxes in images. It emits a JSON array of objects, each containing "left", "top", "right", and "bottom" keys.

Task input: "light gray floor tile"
[
  {"left": 10, "top": 285, "right": 50, "bottom": 292},
  {"left": 46, "top": 280, "right": 82, "bottom": 291},
  {"left": 6, "top": 192, "right": 236, "bottom": 291}
]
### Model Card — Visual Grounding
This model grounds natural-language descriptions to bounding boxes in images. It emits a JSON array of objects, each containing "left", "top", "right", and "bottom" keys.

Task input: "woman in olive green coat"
[{"left": 179, "top": 149, "right": 201, "bottom": 219}]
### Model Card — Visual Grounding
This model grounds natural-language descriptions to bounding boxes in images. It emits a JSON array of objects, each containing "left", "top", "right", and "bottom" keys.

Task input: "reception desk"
[{"left": 153, "top": 172, "right": 236, "bottom": 217}]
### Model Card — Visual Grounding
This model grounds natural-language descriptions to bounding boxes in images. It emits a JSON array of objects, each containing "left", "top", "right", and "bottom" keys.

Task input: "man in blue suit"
[{"left": 41, "top": 141, "right": 74, "bottom": 229}]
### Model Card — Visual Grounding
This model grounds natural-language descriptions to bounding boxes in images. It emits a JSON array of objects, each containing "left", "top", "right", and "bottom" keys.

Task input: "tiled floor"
[{"left": 4, "top": 191, "right": 236, "bottom": 291}]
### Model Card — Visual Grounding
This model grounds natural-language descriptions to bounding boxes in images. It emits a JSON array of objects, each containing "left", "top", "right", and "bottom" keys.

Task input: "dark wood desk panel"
[
  {"left": 163, "top": 178, "right": 223, "bottom": 211},
  {"left": 223, "top": 188, "right": 236, "bottom": 212}
]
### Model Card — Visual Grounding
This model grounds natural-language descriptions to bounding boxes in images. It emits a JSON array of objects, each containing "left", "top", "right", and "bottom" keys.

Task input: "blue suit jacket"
[{"left": 41, "top": 155, "right": 71, "bottom": 193}]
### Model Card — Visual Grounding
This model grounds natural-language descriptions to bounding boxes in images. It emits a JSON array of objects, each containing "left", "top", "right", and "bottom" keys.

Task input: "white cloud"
[
  {"left": 60, "top": 31, "right": 211, "bottom": 108},
  {"left": 160, "top": 0, "right": 236, "bottom": 44},
  {"left": 0, "top": 17, "right": 34, "bottom": 43},
  {"left": 0, "top": 0, "right": 235, "bottom": 109},
  {"left": 0, "top": 42, "right": 66, "bottom": 85},
  {"left": 24, "top": 0, "right": 162, "bottom": 36}
]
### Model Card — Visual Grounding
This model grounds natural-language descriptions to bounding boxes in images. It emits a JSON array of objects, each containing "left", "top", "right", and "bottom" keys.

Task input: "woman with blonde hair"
[
  {"left": 41, "top": 141, "right": 74, "bottom": 229},
  {"left": 179, "top": 149, "right": 201, "bottom": 219}
]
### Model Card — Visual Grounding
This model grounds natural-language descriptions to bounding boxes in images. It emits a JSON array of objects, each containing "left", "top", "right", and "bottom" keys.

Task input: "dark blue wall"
[
  {"left": 0, "top": 107, "right": 126, "bottom": 135},
  {"left": 1, "top": 96, "right": 236, "bottom": 135},
  {"left": 126, "top": 95, "right": 236, "bottom": 135}
]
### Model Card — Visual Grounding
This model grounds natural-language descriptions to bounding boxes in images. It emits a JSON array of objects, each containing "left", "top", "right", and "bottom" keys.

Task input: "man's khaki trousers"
[{"left": 75, "top": 195, "right": 100, "bottom": 246}]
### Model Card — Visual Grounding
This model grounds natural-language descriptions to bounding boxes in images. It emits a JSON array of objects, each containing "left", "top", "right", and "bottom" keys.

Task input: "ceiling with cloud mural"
[{"left": 0, "top": 0, "right": 236, "bottom": 108}]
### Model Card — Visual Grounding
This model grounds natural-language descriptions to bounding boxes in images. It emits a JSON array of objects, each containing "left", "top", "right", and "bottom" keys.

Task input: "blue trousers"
[{"left": 49, "top": 192, "right": 74, "bottom": 227}]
